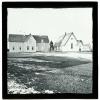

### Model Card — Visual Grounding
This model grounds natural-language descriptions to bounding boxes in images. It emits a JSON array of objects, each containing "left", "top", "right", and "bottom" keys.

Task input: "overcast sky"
[{"left": 7, "top": 8, "right": 92, "bottom": 45}]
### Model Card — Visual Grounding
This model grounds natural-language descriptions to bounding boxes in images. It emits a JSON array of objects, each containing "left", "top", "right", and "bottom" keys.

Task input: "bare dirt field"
[{"left": 7, "top": 52, "right": 93, "bottom": 94}]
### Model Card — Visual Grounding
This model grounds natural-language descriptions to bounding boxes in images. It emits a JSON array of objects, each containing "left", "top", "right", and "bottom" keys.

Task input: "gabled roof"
[
  {"left": 77, "top": 40, "right": 83, "bottom": 45},
  {"left": 9, "top": 34, "right": 49, "bottom": 43},
  {"left": 9, "top": 34, "right": 26, "bottom": 42},
  {"left": 33, "top": 35, "right": 49, "bottom": 43},
  {"left": 63, "top": 32, "right": 76, "bottom": 46},
  {"left": 54, "top": 33, "right": 67, "bottom": 47},
  {"left": 54, "top": 32, "right": 76, "bottom": 47}
]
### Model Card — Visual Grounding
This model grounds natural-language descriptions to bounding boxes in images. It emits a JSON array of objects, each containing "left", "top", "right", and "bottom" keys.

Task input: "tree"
[{"left": 50, "top": 41, "right": 54, "bottom": 51}]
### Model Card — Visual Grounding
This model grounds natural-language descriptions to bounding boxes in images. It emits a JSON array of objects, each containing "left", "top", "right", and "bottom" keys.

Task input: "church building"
[{"left": 54, "top": 32, "right": 91, "bottom": 52}]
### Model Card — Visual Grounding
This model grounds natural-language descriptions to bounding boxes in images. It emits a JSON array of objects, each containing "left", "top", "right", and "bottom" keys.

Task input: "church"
[{"left": 54, "top": 32, "right": 91, "bottom": 52}]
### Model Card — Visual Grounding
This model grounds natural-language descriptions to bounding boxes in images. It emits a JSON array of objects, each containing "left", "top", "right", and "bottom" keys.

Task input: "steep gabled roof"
[
  {"left": 54, "top": 32, "right": 76, "bottom": 47},
  {"left": 77, "top": 40, "right": 83, "bottom": 45},
  {"left": 62, "top": 32, "right": 75, "bottom": 46},
  {"left": 9, "top": 34, "right": 26, "bottom": 42},
  {"left": 9, "top": 34, "right": 49, "bottom": 43},
  {"left": 33, "top": 35, "right": 49, "bottom": 43},
  {"left": 54, "top": 33, "right": 66, "bottom": 47},
  {"left": 41, "top": 36, "right": 49, "bottom": 43}
]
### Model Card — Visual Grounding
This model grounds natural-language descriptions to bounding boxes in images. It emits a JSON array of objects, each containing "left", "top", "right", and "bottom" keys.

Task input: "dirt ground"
[{"left": 7, "top": 52, "right": 93, "bottom": 94}]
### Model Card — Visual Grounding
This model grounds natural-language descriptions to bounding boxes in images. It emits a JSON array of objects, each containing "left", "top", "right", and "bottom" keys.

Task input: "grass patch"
[{"left": 7, "top": 55, "right": 92, "bottom": 94}]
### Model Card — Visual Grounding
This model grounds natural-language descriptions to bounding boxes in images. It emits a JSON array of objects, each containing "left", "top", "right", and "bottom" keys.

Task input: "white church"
[{"left": 54, "top": 32, "right": 91, "bottom": 52}]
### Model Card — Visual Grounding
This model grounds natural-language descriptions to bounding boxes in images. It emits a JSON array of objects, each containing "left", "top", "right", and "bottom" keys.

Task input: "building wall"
[
  {"left": 23, "top": 36, "right": 36, "bottom": 52},
  {"left": 36, "top": 43, "right": 50, "bottom": 52},
  {"left": 9, "top": 42, "right": 24, "bottom": 52},
  {"left": 82, "top": 46, "right": 91, "bottom": 51},
  {"left": 55, "top": 34, "right": 91, "bottom": 52},
  {"left": 9, "top": 36, "right": 36, "bottom": 52},
  {"left": 77, "top": 42, "right": 83, "bottom": 52}
]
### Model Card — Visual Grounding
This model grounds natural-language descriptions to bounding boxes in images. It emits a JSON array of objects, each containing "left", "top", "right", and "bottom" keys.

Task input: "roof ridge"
[
  {"left": 63, "top": 32, "right": 73, "bottom": 46},
  {"left": 9, "top": 34, "right": 25, "bottom": 35}
]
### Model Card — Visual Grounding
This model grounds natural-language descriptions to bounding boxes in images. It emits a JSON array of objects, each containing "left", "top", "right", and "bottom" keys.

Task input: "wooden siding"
[
  {"left": 9, "top": 35, "right": 36, "bottom": 52},
  {"left": 36, "top": 43, "right": 50, "bottom": 52}
]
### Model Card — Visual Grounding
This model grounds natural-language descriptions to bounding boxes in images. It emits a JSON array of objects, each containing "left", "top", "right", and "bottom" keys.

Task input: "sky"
[{"left": 7, "top": 8, "right": 92, "bottom": 45}]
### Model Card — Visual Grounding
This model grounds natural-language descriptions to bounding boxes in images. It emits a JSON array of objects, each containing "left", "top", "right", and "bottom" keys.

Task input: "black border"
[{"left": 2, "top": 2, "right": 98, "bottom": 99}]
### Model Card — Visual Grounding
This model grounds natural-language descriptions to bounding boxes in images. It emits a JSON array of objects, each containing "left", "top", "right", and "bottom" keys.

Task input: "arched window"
[
  {"left": 79, "top": 48, "right": 81, "bottom": 52},
  {"left": 71, "top": 43, "right": 73, "bottom": 49},
  {"left": 27, "top": 46, "right": 29, "bottom": 50}
]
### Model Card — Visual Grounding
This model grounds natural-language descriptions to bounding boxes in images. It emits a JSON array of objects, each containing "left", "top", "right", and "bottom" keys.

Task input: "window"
[
  {"left": 27, "top": 46, "right": 29, "bottom": 50},
  {"left": 41, "top": 39, "right": 44, "bottom": 43},
  {"left": 19, "top": 47, "right": 21, "bottom": 50},
  {"left": 79, "top": 48, "right": 81, "bottom": 52},
  {"left": 71, "top": 43, "right": 73, "bottom": 49},
  {"left": 32, "top": 46, "right": 34, "bottom": 50},
  {"left": 13, "top": 47, "right": 14, "bottom": 50}
]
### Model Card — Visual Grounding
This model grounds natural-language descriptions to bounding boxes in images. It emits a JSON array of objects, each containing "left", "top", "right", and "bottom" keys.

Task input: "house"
[
  {"left": 82, "top": 44, "right": 91, "bottom": 52},
  {"left": 77, "top": 40, "right": 83, "bottom": 51},
  {"left": 54, "top": 32, "right": 91, "bottom": 52},
  {"left": 33, "top": 35, "right": 49, "bottom": 52},
  {"left": 8, "top": 34, "right": 49, "bottom": 52},
  {"left": 8, "top": 34, "right": 37, "bottom": 52}
]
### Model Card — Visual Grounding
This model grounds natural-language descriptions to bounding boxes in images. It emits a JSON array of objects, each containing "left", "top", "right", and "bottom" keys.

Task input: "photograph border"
[{"left": 2, "top": 1, "right": 98, "bottom": 99}]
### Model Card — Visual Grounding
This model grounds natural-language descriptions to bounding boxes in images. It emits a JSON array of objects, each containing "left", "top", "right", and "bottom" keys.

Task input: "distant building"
[
  {"left": 8, "top": 34, "right": 49, "bottom": 52},
  {"left": 82, "top": 44, "right": 92, "bottom": 52},
  {"left": 33, "top": 35, "right": 49, "bottom": 52},
  {"left": 54, "top": 32, "right": 91, "bottom": 52},
  {"left": 77, "top": 40, "right": 83, "bottom": 52}
]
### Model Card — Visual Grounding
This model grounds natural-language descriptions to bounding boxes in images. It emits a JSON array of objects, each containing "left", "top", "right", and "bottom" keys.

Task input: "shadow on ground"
[{"left": 7, "top": 55, "right": 92, "bottom": 94}]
